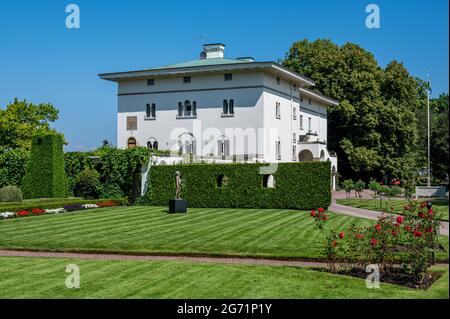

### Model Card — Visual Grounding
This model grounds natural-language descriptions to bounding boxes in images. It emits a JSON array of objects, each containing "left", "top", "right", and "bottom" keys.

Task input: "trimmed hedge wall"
[
  {"left": 141, "top": 162, "right": 331, "bottom": 210},
  {"left": 22, "top": 135, "right": 68, "bottom": 199}
]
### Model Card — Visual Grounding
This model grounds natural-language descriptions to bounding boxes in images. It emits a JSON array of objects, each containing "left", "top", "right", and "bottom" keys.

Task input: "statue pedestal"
[{"left": 169, "top": 199, "right": 187, "bottom": 214}]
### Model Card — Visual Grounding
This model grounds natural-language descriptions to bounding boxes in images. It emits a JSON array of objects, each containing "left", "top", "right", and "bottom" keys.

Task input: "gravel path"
[
  {"left": 329, "top": 201, "right": 449, "bottom": 236},
  {"left": 0, "top": 249, "right": 331, "bottom": 268}
]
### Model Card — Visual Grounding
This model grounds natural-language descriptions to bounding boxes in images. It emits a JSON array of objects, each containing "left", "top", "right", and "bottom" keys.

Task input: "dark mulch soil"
[{"left": 312, "top": 267, "right": 443, "bottom": 289}]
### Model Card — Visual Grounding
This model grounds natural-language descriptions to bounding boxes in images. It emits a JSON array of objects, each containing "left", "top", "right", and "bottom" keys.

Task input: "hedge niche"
[
  {"left": 141, "top": 161, "right": 331, "bottom": 210},
  {"left": 22, "top": 134, "right": 68, "bottom": 199}
]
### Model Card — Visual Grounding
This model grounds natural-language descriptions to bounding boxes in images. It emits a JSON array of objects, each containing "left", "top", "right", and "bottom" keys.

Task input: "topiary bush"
[
  {"left": 0, "top": 186, "right": 23, "bottom": 202},
  {"left": 141, "top": 161, "right": 331, "bottom": 210},
  {"left": 74, "top": 169, "right": 101, "bottom": 199},
  {"left": 21, "top": 134, "right": 68, "bottom": 199}
]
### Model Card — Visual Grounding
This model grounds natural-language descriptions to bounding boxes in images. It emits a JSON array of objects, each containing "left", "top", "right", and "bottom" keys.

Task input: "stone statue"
[{"left": 175, "top": 171, "right": 182, "bottom": 199}]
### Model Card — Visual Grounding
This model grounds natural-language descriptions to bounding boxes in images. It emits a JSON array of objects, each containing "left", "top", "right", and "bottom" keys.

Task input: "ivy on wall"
[
  {"left": 140, "top": 162, "right": 332, "bottom": 210},
  {"left": 65, "top": 147, "right": 149, "bottom": 201}
]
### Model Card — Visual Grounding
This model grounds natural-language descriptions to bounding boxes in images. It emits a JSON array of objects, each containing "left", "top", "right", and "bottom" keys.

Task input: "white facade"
[{"left": 100, "top": 44, "right": 338, "bottom": 188}]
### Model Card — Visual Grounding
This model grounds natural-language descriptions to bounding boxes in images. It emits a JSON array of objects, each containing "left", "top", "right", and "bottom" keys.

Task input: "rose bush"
[{"left": 309, "top": 200, "right": 443, "bottom": 284}]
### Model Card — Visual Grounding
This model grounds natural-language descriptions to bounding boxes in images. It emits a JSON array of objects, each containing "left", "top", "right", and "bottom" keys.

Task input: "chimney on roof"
[{"left": 200, "top": 43, "right": 225, "bottom": 59}]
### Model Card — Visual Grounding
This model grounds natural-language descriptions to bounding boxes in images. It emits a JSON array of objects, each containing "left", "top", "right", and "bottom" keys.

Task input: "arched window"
[
  {"left": 223, "top": 100, "right": 228, "bottom": 114},
  {"left": 229, "top": 99, "right": 234, "bottom": 114},
  {"left": 185, "top": 100, "right": 191, "bottom": 116},
  {"left": 147, "top": 141, "right": 152, "bottom": 150},
  {"left": 298, "top": 150, "right": 314, "bottom": 162},
  {"left": 151, "top": 103, "right": 156, "bottom": 118},
  {"left": 263, "top": 175, "right": 276, "bottom": 188},
  {"left": 192, "top": 101, "right": 197, "bottom": 116},
  {"left": 146, "top": 104, "right": 151, "bottom": 118},
  {"left": 217, "top": 136, "right": 230, "bottom": 159},
  {"left": 178, "top": 133, "right": 196, "bottom": 156},
  {"left": 153, "top": 141, "right": 158, "bottom": 150},
  {"left": 217, "top": 174, "right": 228, "bottom": 188},
  {"left": 127, "top": 137, "right": 137, "bottom": 149},
  {"left": 178, "top": 102, "right": 183, "bottom": 117}
]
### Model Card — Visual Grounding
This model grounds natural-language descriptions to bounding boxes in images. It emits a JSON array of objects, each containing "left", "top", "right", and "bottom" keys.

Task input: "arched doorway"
[
  {"left": 178, "top": 133, "right": 197, "bottom": 156},
  {"left": 127, "top": 137, "right": 137, "bottom": 149},
  {"left": 298, "top": 150, "right": 314, "bottom": 162}
]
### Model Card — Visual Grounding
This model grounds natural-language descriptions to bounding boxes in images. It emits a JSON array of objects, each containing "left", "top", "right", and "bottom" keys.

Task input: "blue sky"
[{"left": 0, "top": 0, "right": 448, "bottom": 151}]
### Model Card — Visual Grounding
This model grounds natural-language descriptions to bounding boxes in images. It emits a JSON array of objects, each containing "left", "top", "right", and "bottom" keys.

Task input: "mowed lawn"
[
  {"left": 0, "top": 257, "right": 448, "bottom": 299},
  {"left": 0, "top": 206, "right": 448, "bottom": 260},
  {"left": 336, "top": 198, "right": 449, "bottom": 221}
]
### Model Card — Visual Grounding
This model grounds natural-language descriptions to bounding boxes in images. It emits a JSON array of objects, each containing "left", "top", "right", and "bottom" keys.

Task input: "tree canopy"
[
  {"left": 0, "top": 98, "right": 62, "bottom": 151},
  {"left": 283, "top": 39, "right": 429, "bottom": 182}
]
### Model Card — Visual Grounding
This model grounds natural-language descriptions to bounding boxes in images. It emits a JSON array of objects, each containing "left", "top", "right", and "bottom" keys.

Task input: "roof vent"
[
  {"left": 236, "top": 57, "right": 255, "bottom": 62},
  {"left": 203, "top": 43, "right": 225, "bottom": 59}
]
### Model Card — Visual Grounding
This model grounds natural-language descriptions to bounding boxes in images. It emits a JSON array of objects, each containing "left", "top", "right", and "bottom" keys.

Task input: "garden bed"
[
  {"left": 0, "top": 199, "right": 124, "bottom": 220},
  {"left": 335, "top": 267, "right": 443, "bottom": 290},
  {"left": 0, "top": 198, "right": 127, "bottom": 213}
]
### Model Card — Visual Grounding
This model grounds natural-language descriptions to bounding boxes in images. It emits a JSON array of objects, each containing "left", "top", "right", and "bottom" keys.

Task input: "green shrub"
[
  {"left": 368, "top": 180, "right": 380, "bottom": 195},
  {"left": 388, "top": 186, "right": 403, "bottom": 198},
  {"left": 21, "top": 134, "right": 68, "bottom": 199},
  {"left": 100, "top": 183, "right": 124, "bottom": 199},
  {"left": 141, "top": 162, "right": 331, "bottom": 210},
  {"left": 74, "top": 169, "right": 101, "bottom": 199},
  {"left": 0, "top": 186, "right": 23, "bottom": 202},
  {"left": 342, "top": 180, "right": 354, "bottom": 195}
]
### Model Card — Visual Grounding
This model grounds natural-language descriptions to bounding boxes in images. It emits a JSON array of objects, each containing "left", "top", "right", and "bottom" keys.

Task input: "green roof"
[{"left": 150, "top": 58, "right": 249, "bottom": 70}]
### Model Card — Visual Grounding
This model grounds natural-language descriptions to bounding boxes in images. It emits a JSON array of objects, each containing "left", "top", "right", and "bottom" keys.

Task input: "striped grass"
[
  {"left": 0, "top": 206, "right": 448, "bottom": 260},
  {"left": 336, "top": 198, "right": 449, "bottom": 221},
  {"left": 0, "top": 256, "right": 448, "bottom": 298}
]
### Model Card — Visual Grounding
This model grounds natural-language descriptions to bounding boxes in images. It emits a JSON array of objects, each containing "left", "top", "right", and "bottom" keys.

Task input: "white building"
[{"left": 99, "top": 43, "right": 338, "bottom": 189}]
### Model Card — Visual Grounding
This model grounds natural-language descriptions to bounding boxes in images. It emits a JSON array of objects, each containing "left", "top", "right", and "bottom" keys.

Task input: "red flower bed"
[
  {"left": 97, "top": 201, "right": 120, "bottom": 207},
  {"left": 16, "top": 211, "right": 30, "bottom": 217},
  {"left": 31, "top": 208, "right": 45, "bottom": 215}
]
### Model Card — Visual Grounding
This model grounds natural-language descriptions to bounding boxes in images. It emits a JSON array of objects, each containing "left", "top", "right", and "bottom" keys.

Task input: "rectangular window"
[
  {"left": 276, "top": 77, "right": 281, "bottom": 85},
  {"left": 183, "top": 76, "right": 191, "bottom": 83},
  {"left": 276, "top": 141, "right": 281, "bottom": 160},
  {"left": 293, "top": 107, "right": 297, "bottom": 120},
  {"left": 276, "top": 102, "right": 281, "bottom": 119},
  {"left": 300, "top": 115, "right": 303, "bottom": 129},
  {"left": 147, "top": 79, "right": 155, "bottom": 86},
  {"left": 308, "top": 117, "right": 312, "bottom": 132},
  {"left": 126, "top": 116, "right": 137, "bottom": 131},
  {"left": 293, "top": 133, "right": 296, "bottom": 143},
  {"left": 224, "top": 73, "right": 232, "bottom": 81}
]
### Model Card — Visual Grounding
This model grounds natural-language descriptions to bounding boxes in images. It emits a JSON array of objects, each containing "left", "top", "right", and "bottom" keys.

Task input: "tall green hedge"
[
  {"left": 22, "top": 134, "right": 68, "bottom": 199},
  {"left": 141, "top": 162, "right": 331, "bottom": 210}
]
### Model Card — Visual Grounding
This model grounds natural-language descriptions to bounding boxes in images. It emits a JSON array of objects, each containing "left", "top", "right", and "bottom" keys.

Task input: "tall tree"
[
  {"left": 0, "top": 98, "right": 61, "bottom": 151},
  {"left": 283, "top": 39, "right": 421, "bottom": 181}
]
